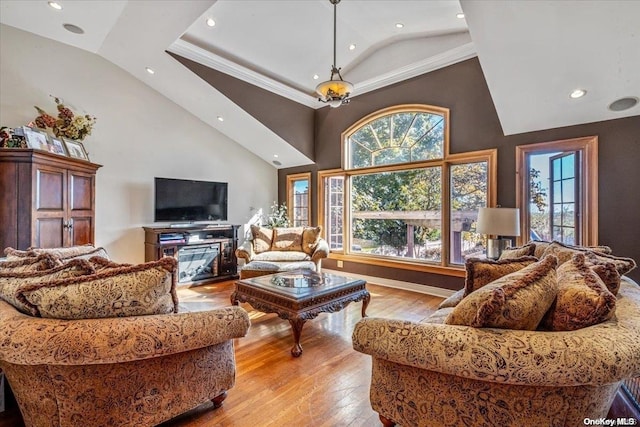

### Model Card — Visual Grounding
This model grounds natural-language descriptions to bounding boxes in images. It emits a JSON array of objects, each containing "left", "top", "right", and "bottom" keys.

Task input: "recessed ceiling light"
[
  {"left": 206, "top": 18, "right": 216, "bottom": 27},
  {"left": 273, "top": 154, "right": 279, "bottom": 158},
  {"left": 349, "top": 44, "right": 356, "bottom": 51},
  {"left": 456, "top": 13, "right": 465, "bottom": 19},
  {"left": 63, "top": 23, "right": 84, "bottom": 34},
  {"left": 569, "top": 89, "right": 587, "bottom": 99},
  {"left": 145, "top": 67, "right": 155, "bottom": 75},
  {"left": 313, "top": 74, "right": 319, "bottom": 80},
  {"left": 608, "top": 96, "right": 639, "bottom": 112},
  {"left": 48, "top": 2, "right": 63, "bottom": 10},
  {"left": 217, "top": 116, "right": 224, "bottom": 122},
  {"left": 395, "top": 23, "right": 404, "bottom": 29}
]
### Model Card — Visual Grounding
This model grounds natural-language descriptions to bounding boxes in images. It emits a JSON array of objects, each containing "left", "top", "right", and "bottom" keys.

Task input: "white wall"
[{"left": 0, "top": 24, "right": 276, "bottom": 263}]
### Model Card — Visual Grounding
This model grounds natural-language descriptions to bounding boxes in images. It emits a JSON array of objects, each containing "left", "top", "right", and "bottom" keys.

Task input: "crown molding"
[
  {"left": 168, "top": 39, "right": 321, "bottom": 108},
  {"left": 354, "top": 42, "right": 477, "bottom": 96},
  {"left": 169, "top": 39, "right": 476, "bottom": 109}
]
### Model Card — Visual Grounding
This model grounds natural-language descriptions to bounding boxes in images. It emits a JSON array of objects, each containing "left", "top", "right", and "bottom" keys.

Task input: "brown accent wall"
[
  {"left": 169, "top": 52, "right": 316, "bottom": 160},
  {"left": 172, "top": 51, "right": 640, "bottom": 287},
  {"left": 283, "top": 57, "right": 640, "bottom": 286}
]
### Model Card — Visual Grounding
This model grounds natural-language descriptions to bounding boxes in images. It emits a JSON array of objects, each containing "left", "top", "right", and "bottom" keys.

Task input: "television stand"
[{"left": 143, "top": 224, "right": 240, "bottom": 286}]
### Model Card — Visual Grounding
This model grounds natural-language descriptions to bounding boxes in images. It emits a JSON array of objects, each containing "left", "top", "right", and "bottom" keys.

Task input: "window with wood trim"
[
  {"left": 286, "top": 173, "right": 311, "bottom": 227},
  {"left": 318, "top": 105, "right": 497, "bottom": 271},
  {"left": 515, "top": 136, "right": 598, "bottom": 246}
]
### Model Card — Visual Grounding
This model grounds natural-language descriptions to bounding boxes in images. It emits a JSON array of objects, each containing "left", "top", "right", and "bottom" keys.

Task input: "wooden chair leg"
[
  {"left": 211, "top": 391, "right": 227, "bottom": 409},
  {"left": 379, "top": 414, "right": 396, "bottom": 427}
]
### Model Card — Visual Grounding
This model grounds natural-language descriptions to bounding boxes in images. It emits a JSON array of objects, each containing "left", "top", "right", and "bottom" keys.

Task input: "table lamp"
[{"left": 476, "top": 207, "right": 520, "bottom": 259}]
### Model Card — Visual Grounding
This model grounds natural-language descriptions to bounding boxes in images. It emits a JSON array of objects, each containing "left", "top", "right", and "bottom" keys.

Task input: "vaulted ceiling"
[{"left": 1, "top": 0, "right": 638, "bottom": 169}]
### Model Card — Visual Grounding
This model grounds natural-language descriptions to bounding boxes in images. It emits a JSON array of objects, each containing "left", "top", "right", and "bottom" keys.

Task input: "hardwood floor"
[{"left": 0, "top": 280, "right": 443, "bottom": 427}]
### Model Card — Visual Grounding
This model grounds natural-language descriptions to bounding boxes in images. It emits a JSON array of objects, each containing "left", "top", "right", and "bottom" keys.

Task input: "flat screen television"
[{"left": 154, "top": 177, "right": 228, "bottom": 223}]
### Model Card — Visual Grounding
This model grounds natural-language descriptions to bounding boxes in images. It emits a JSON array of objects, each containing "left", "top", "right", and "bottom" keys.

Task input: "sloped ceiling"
[{"left": 1, "top": 0, "right": 638, "bottom": 168}]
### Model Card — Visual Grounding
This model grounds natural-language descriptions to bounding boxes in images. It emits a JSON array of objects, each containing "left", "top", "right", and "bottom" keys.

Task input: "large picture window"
[{"left": 319, "top": 105, "right": 496, "bottom": 272}]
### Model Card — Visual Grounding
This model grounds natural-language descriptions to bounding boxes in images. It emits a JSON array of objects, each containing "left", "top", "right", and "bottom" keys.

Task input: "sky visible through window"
[
  {"left": 294, "top": 180, "right": 308, "bottom": 194},
  {"left": 529, "top": 152, "right": 560, "bottom": 241}
]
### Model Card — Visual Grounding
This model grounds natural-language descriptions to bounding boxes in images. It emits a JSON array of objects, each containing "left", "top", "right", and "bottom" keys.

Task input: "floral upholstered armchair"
[
  {"left": 353, "top": 247, "right": 640, "bottom": 427},
  {"left": 236, "top": 225, "right": 329, "bottom": 279},
  {"left": 0, "top": 246, "right": 251, "bottom": 427}
]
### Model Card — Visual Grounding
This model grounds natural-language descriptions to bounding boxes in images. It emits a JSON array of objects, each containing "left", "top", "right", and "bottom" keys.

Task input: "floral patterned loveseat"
[
  {"left": 353, "top": 243, "right": 640, "bottom": 427},
  {"left": 0, "top": 246, "right": 251, "bottom": 427},
  {"left": 235, "top": 225, "right": 329, "bottom": 279}
]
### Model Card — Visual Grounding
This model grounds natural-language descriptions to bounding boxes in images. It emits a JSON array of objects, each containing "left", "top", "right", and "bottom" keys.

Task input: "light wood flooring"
[{"left": 0, "top": 280, "right": 443, "bottom": 427}]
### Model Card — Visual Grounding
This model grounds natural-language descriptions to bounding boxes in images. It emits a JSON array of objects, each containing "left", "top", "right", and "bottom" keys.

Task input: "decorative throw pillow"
[
  {"left": 589, "top": 262, "right": 621, "bottom": 295},
  {"left": 531, "top": 240, "right": 551, "bottom": 259},
  {"left": 464, "top": 256, "right": 538, "bottom": 296},
  {"left": 60, "top": 247, "right": 109, "bottom": 261},
  {"left": 0, "top": 259, "right": 96, "bottom": 314},
  {"left": 18, "top": 257, "right": 179, "bottom": 319},
  {"left": 87, "top": 256, "right": 132, "bottom": 271},
  {"left": 271, "top": 227, "right": 304, "bottom": 251},
  {"left": 531, "top": 240, "right": 612, "bottom": 259},
  {"left": 583, "top": 251, "right": 637, "bottom": 276},
  {"left": 250, "top": 225, "right": 274, "bottom": 254},
  {"left": 437, "top": 288, "right": 465, "bottom": 309},
  {"left": 28, "top": 244, "right": 104, "bottom": 260},
  {"left": 539, "top": 241, "right": 586, "bottom": 264},
  {"left": 0, "top": 253, "right": 61, "bottom": 273},
  {"left": 446, "top": 255, "right": 558, "bottom": 330},
  {"left": 540, "top": 241, "right": 619, "bottom": 265},
  {"left": 540, "top": 253, "right": 616, "bottom": 331},
  {"left": 302, "top": 226, "right": 322, "bottom": 255},
  {"left": 3, "top": 247, "right": 32, "bottom": 260},
  {"left": 498, "top": 243, "right": 536, "bottom": 260}
]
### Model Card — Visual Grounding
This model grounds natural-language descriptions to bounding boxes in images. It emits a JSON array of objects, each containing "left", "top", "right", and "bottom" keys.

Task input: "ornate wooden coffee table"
[{"left": 231, "top": 269, "right": 369, "bottom": 357}]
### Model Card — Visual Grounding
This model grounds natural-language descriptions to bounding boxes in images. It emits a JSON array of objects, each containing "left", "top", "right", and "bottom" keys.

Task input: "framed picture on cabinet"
[
  {"left": 63, "top": 138, "right": 89, "bottom": 161},
  {"left": 23, "top": 127, "right": 49, "bottom": 151},
  {"left": 47, "top": 136, "right": 68, "bottom": 156}
]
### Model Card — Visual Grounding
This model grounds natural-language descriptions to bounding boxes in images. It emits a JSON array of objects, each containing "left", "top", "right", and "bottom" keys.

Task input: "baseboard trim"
[{"left": 323, "top": 268, "right": 455, "bottom": 299}]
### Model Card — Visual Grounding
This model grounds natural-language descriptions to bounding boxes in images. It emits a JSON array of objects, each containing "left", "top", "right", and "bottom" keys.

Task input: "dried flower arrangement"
[{"left": 33, "top": 97, "right": 96, "bottom": 141}]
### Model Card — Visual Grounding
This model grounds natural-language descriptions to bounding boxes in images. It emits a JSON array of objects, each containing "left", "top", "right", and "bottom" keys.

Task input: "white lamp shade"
[{"left": 476, "top": 207, "right": 520, "bottom": 237}]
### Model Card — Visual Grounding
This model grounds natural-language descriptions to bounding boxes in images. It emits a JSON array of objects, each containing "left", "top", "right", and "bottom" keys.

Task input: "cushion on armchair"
[
  {"left": 17, "top": 257, "right": 179, "bottom": 319},
  {"left": 0, "top": 253, "right": 62, "bottom": 273},
  {"left": 271, "top": 227, "right": 304, "bottom": 251},
  {"left": 3, "top": 247, "right": 32, "bottom": 259},
  {"left": 531, "top": 240, "right": 612, "bottom": 259},
  {"left": 0, "top": 259, "right": 96, "bottom": 314},
  {"left": 540, "top": 253, "right": 616, "bottom": 331},
  {"left": 250, "top": 225, "right": 274, "bottom": 253},
  {"left": 589, "top": 262, "right": 621, "bottom": 295},
  {"left": 498, "top": 243, "right": 536, "bottom": 260},
  {"left": 464, "top": 256, "right": 539, "bottom": 296},
  {"left": 302, "top": 226, "right": 322, "bottom": 255},
  {"left": 253, "top": 251, "right": 311, "bottom": 262},
  {"left": 446, "top": 255, "right": 558, "bottom": 330},
  {"left": 27, "top": 244, "right": 109, "bottom": 261}
]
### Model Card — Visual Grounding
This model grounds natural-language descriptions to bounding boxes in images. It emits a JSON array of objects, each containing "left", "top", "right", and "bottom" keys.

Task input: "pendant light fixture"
[{"left": 315, "top": 0, "right": 354, "bottom": 108}]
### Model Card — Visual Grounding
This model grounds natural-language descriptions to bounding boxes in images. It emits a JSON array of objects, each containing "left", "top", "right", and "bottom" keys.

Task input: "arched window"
[
  {"left": 346, "top": 109, "right": 445, "bottom": 169},
  {"left": 319, "top": 105, "right": 497, "bottom": 273}
]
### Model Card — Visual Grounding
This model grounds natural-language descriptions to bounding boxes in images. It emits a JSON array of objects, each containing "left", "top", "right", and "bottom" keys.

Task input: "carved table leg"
[
  {"left": 288, "top": 318, "right": 306, "bottom": 357},
  {"left": 361, "top": 291, "right": 371, "bottom": 317},
  {"left": 230, "top": 291, "right": 239, "bottom": 305},
  {"left": 379, "top": 414, "right": 396, "bottom": 427},
  {"left": 212, "top": 391, "right": 227, "bottom": 409}
]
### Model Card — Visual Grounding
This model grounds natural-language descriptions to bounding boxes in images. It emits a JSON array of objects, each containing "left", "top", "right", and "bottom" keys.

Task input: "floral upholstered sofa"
[
  {"left": 353, "top": 241, "right": 640, "bottom": 427},
  {"left": 235, "top": 225, "right": 329, "bottom": 279},
  {"left": 0, "top": 245, "right": 251, "bottom": 427}
]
